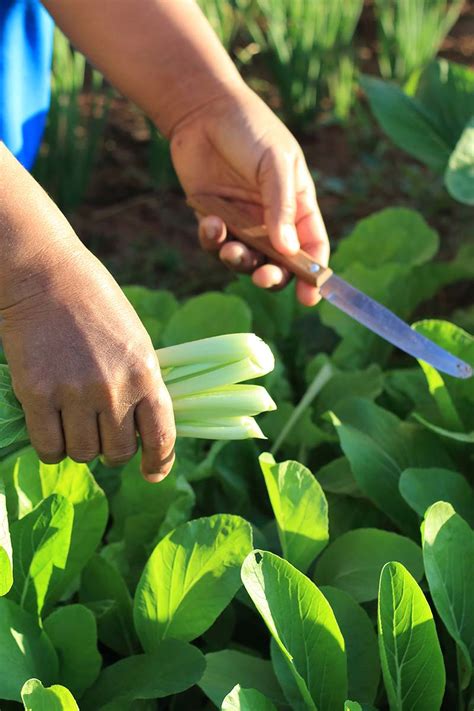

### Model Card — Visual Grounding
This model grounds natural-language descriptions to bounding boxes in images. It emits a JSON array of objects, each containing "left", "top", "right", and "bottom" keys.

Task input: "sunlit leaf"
[
  {"left": 423, "top": 502, "right": 474, "bottom": 688},
  {"left": 134, "top": 514, "right": 252, "bottom": 648},
  {"left": 242, "top": 550, "right": 347, "bottom": 710},
  {"left": 259, "top": 453, "right": 328, "bottom": 572},
  {"left": 378, "top": 562, "right": 445, "bottom": 710}
]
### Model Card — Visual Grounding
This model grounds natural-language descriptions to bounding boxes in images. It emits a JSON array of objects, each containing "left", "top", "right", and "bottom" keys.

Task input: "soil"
[{"left": 68, "top": 0, "right": 473, "bottom": 313}]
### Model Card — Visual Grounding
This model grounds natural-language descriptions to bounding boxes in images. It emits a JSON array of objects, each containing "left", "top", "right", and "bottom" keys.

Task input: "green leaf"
[
  {"left": 330, "top": 207, "right": 439, "bottom": 272},
  {"left": 80, "top": 640, "right": 205, "bottom": 710},
  {"left": 412, "top": 415, "right": 474, "bottom": 443},
  {"left": 122, "top": 286, "right": 178, "bottom": 346},
  {"left": 0, "top": 597, "right": 58, "bottom": 701},
  {"left": 269, "top": 641, "right": 310, "bottom": 711},
  {"left": 383, "top": 367, "right": 440, "bottom": 420},
  {"left": 423, "top": 502, "right": 474, "bottom": 688},
  {"left": 0, "top": 365, "right": 28, "bottom": 449},
  {"left": 259, "top": 453, "right": 329, "bottom": 572},
  {"left": 108, "top": 452, "right": 194, "bottom": 584},
  {"left": 43, "top": 605, "right": 101, "bottom": 698},
  {"left": 162, "top": 292, "right": 252, "bottom": 345},
  {"left": 445, "top": 116, "right": 474, "bottom": 205},
  {"left": 226, "top": 276, "right": 297, "bottom": 341},
  {"left": 306, "top": 354, "right": 383, "bottom": 417},
  {"left": 416, "top": 59, "right": 474, "bottom": 147},
  {"left": 221, "top": 685, "right": 277, "bottom": 711},
  {"left": 452, "top": 304, "right": 474, "bottom": 334},
  {"left": 199, "top": 650, "right": 287, "bottom": 709},
  {"left": 260, "top": 401, "right": 334, "bottom": 451},
  {"left": 344, "top": 703, "right": 377, "bottom": 711},
  {"left": 10, "top": 494, "right": 73, "bottom": 615},
  {"left": 412, "top": 320, "right": 474, "bottom": 433},
  {"left": 399, "top": 468, "right": 474, "bottom": 527},
  {"left": 134, "top": 514, "right": 253, "bottom": 648},
  {"left": 0, "top": 479, "right": 13, "bottom": 595},
  {"left": 361, "top": 75, "right": 451, "bottom": 172},
  {"left": 330, "top": 398, "right": 453, "bottom": 535},
  {"left": 79, "top": 553, "right": 139, "bottom": 656},
  {"left": 21, "top": 678, "right": 79, "bottom": 710},
  {"left": 241, "top": 550, "right": 347, "bottom": 711},
  {"left": 321, "top": 586, "right": 380, "bottom": 705},
  {"left": 326, "top": 493, "right": 392, "bottom": 540},
  {"left": 316, "top": 457, "right": 362, "bottom": 498},
  {"left": 2, "top": 449, "right": 108, "bottom": 598},
  {"left": 378, "top": 562, "right": 446, "bottom": 710},
  {"left": 314, "top": 528, "right": 423, "bottom": 602}
]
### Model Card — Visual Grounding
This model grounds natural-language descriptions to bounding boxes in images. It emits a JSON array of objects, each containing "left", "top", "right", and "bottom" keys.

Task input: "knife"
[{"left": 187, "top": 194, "right": 472, "bottom": 380}]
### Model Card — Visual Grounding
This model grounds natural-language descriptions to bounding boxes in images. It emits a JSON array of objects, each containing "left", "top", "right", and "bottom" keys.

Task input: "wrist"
[
  {"left": 165, "top": 80, "right": 251, "bottom": 140},
  {"left": 0, "top": 234, "right": 87, "bottom": 314}
]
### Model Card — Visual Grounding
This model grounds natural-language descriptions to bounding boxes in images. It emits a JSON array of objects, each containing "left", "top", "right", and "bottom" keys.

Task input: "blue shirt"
[{"left": 0, "top": 0, "right": 53, "bottom": 169}]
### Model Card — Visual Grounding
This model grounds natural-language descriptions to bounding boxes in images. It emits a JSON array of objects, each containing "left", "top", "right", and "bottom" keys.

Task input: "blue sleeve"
[{"left": 0, "top": 0, "right": 54, "bottom": 170}]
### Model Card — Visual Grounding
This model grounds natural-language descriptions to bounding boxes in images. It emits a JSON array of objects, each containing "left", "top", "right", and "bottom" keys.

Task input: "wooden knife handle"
[{"left": 187, "top": 193, "right": 332, "bottom": 288}]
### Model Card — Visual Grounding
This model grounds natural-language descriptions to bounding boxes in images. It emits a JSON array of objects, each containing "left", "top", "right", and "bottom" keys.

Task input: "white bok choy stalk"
[{"left": 157, "top": 333, "right": 276, "bottom": 439}]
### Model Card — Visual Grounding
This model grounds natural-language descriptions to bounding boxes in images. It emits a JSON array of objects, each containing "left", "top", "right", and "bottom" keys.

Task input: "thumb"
[{"left": 259, "top": 149, "right": 300, "bottom": 255}]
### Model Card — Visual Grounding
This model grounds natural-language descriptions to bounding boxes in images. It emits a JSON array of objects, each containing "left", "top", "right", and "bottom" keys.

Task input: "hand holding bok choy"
[
  {"left": 41, "top": 0, "right": 329, "bottom": 307},
  {"left": 0, "top": 332, "right": 276, "bottom": 463}
]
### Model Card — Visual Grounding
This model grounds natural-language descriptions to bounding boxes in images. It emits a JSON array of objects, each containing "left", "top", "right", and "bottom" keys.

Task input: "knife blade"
[{"left": 187, "top": 194, "right": 472, "bottom": 379}]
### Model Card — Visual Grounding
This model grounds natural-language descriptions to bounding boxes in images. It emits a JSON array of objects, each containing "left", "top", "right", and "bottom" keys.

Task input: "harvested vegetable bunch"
[
  {"left": 159, "top": 333, "right": 276, "bottom": 439},
  {"left": 0, "top": 333, "right": 276, "bottom": 451}
]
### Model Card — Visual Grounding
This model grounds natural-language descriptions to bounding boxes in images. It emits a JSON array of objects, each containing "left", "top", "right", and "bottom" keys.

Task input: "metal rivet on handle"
[{"left": 310, "top": 263, "right": 321, "bottom": 273}]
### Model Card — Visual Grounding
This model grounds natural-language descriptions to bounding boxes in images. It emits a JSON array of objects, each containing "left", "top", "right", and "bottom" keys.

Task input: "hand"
[
  {"left": 170, "top": 85, "right": 329, "bottom": 306},
  {"left": 0, "top": 243, "right": 175, "bottom": 482}
]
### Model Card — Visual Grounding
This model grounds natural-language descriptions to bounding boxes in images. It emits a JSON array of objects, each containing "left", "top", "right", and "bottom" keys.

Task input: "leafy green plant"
[
  {"left": 0, "top": 204, "right": 472, "bottom": 708},
  {"left": 33, "top": 29, "right": 110, "bottom": 212},
  {"left": 374, "top": 0, "right": 465, "bottom": 82},
  {"left": 246, "top": 0, "right": 363, "bottom": 128},
  {"left": 361, "top": 59, "right": 474, "bottom": 204}
]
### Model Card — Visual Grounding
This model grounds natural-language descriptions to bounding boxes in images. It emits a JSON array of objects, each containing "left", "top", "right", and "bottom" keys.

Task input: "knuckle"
[
  {"left": 98, "top": 386, "right": 116, "bottom": 411},
  {"left": 22, "top": 382, "right": 55, "bottom": 406},
  {"left": 142, "top": 420, "right": 176, "bottom": 449},
  {"left": 277, "top": 202, "right": 296, "bottom": 221}
]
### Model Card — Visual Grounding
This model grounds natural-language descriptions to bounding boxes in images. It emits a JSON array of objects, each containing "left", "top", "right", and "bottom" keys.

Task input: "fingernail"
[
  {"left": 226, "top": 245, "right": 244, "bottom": 266},
  {"left": 266, "top": 265, "right": 283, "bottom": 287},
  {"left": 281, "top": 224, "right": 299, "bottom": 253},
  {"left": 204, "top": 217, "right": 222, "bottom": 241},
  {"left": 144, "top": 471, "right": 168, "bottom": 483}
]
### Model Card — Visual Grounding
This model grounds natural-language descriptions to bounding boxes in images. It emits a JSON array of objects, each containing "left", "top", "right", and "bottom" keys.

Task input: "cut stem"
[{"left": 271, "top": 362, "right": 333, "bottom": 455}]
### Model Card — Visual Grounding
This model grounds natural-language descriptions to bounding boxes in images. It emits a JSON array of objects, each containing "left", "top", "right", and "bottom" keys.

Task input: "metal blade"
[{"left": 320, "top": 274, "right": 472, "bottom": 379}]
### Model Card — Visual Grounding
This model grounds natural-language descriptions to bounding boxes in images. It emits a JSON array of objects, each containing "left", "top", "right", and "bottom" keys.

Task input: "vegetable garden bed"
[{"left": 0, "top": 1, "right": 473, "bottom": 709}]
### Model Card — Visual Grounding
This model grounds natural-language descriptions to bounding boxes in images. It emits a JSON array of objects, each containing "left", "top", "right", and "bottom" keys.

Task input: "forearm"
[
  {"left": 0, "top": 143, "right": 82, "bottom": 309},
  {"left": 41, "top": 0, "right": 246, "bottom": 137}
]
